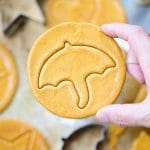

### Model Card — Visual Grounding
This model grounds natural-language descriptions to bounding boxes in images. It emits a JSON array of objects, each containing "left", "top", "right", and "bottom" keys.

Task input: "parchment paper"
[{"left": 0, "top": 19, "right": 140, "bottom": 150}]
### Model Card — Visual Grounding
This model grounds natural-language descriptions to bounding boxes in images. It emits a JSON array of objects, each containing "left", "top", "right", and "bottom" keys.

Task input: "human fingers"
[
  {"left": 101, "top": 23, "right": 150, "bottom": 91},
  {"left": 96, "top": 101, "right": 150, "bottom": 127}
]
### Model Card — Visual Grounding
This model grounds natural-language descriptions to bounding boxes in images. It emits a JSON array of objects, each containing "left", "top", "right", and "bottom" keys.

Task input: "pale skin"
[{"left": 96, "top": 23, "right": 150, "bottom": 128}]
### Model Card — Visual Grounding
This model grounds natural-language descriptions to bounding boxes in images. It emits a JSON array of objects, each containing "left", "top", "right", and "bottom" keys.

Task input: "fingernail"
[
  {"left": 100, "top": 25, "right": 105, "bottom": 31},
  {"left": 100, "top": 24, "right": 111, "bottom": 31},
  {"left": 96, "top": 110, "right": 109, "bottom": 125}
]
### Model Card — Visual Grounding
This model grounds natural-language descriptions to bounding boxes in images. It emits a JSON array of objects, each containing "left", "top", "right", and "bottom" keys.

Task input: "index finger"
[{"left": 101, "top": 23, "right": 150, "bottom": 90}]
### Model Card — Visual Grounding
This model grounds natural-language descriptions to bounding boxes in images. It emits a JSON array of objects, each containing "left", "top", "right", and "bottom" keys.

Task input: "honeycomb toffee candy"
[
  {"left": 0, "top": 119, "right": 49, "bottom": 150},
  {"left": 0, "top": 43, "right": 18, "bottom": 112},
  {"left": 28, "top": 23, "right": 126, "bottom": 118},
  {"left": 45, "top": 0, "right": 126, "bottom": 27}
]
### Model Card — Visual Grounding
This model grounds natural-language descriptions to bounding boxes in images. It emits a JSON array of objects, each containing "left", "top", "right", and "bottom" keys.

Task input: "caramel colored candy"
[
  {"left": 131, "top": 131, "right": 150, "bottom": 150},
  {"left": 134, "top": 84, "right": 147, "bottom": 103},
  {"left": 108, "top": 125, "right": 125, "bottom": 150},
  {"left": 107, "top": 125, "right": 145, "bottom": 150},
  {"left": 0, "top": 119, "right": 49, "bottom": 150},
  {"left": 45, "top": 0, "right": 126, "bottom": 27},
  {"left": 0, "top": 43, "right": 18, "bottom": 112},
  {"left": 28, "top": 23, "right": 126, "bottom": 118}
]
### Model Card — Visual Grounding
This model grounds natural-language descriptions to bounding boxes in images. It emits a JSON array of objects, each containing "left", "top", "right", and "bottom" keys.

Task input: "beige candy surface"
[
  {"left": 28, "top": 23, "right": 126, "bottom": 118},
  {"left": 0, "top": 119, "right": 49, "bottom": 150},
  {"left": 45, "top": 0, "right": 126, "bottom": 27},
  {"left": 0, "top": 43, "right": 18, "bottom": 112}
]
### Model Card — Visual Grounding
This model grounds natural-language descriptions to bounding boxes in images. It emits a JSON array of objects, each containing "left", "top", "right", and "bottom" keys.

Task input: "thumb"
[{"left": 96, "top": 101, "right": 150, "bottom": 127}]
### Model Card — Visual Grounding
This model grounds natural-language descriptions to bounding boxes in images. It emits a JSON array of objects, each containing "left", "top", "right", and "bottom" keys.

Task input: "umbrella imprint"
[{"left": 38, "top": 41, "right": 116, "bottom": 109}]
